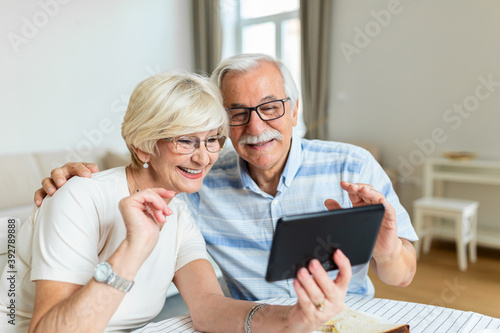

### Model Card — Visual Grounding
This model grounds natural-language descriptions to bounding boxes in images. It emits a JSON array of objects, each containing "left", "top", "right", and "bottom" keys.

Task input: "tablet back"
[{"left": 265, "top": 204, "right": 385, "bottom": 282}]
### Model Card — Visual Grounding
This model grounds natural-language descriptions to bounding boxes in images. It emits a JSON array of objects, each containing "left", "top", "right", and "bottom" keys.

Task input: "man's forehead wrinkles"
[{"left": 228, "top": 95, "right": 278, "bottom": 108}]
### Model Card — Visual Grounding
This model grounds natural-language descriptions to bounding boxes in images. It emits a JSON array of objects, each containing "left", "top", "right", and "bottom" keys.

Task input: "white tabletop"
[{"left": 132, "top": 295, "right": 500, "bottom": 333}]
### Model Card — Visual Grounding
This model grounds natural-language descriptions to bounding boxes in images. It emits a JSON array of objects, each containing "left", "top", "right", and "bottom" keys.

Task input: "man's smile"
[{"left": 247, "top": 139, "right": 275, "bottom": 148}]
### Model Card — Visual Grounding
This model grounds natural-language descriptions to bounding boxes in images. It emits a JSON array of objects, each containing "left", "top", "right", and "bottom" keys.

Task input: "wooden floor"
[{"left": 368, "top": 240, "right": 500, "bottom": 318}]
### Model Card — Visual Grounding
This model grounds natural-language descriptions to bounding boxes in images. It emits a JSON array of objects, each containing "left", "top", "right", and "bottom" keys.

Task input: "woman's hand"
[
  {"left": 118, "top": 188, "right": 175, "bottom": 260},
  {"left": 286, "top": 250, "right": 352, "bottom": 332}
]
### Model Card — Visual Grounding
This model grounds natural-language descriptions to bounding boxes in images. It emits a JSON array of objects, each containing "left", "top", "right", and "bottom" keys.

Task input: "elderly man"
[{"left": 36, "top": 53, "right": 417, "bottom": 302}]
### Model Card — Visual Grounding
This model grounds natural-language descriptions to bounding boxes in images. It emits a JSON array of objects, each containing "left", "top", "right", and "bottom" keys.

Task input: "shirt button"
[{"left": 272, "top": 200, "right": 278, "bottom": 205}]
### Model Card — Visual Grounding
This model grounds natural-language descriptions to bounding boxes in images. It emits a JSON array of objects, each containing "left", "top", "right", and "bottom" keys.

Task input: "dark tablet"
[{"left": 265, "top": 204, "right": 385, "bottom": 282}]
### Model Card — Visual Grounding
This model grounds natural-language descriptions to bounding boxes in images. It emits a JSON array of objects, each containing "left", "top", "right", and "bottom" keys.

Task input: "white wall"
[
  {"left": 328, "top": 0, "right": 500, "bottom": 219},
  {"left": 0, "top": 0, "right": 194, "bottom": 157}
]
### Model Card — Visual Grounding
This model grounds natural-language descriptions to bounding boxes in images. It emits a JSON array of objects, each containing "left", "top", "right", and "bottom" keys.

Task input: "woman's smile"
[{"left": 177, "top": 166, "right": 203, "bottom": 179}]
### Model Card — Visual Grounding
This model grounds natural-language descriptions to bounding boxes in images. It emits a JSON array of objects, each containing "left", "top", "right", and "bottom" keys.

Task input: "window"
[{"left": 221, "top": 0, "right": 305, "bottom": 136}]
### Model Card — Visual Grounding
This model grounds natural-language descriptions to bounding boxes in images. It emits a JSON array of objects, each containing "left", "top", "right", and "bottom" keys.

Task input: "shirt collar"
[
  {"left": 281, "top": 130, "right": 301, "bottom": 188},
  {"left": 237, "top": 156, "right": 256, "bottom": 192}
]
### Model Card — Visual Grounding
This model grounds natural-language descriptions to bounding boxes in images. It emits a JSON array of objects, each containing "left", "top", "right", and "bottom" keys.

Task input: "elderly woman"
[{"left": 0, "top": 72, "right": 351, "bottom": 332}]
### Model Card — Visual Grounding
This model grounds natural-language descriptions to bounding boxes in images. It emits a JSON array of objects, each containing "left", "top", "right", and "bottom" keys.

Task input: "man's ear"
[{"left": 292, "top": 98, "right": 299, "bottom": 127}]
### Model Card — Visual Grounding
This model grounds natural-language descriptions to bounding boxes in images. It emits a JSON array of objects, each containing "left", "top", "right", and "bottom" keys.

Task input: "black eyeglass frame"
[
  {"left": 164, "top": 135, "right": 226, "bottom": 155},
  {"left": 226, "top": 97, "right": 291, "bottom": 127}
]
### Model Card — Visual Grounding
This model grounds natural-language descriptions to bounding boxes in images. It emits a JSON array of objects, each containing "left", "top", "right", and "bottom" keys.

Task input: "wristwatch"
[{"left": 94, "top": 262, "right": 135, "bottom": 293}]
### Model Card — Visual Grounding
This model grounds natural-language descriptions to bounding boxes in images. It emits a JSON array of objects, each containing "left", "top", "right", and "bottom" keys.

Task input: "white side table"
[{"left": 422, "top": 157, "right": 500, "bottom": 249}]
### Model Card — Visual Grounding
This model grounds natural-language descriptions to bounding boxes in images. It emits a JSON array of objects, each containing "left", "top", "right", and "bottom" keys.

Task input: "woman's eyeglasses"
[{"left": 165, "top": 135, "right": 226, "bottom": 154}]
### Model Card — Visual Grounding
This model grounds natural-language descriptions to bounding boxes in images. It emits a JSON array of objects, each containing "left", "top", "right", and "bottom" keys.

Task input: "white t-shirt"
[{"left": 0, "top": 167, "right": 208, "bottom": 332}]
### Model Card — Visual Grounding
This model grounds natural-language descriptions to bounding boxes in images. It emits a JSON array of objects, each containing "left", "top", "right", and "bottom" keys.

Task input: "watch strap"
[{"left": 106, "top": 270, "right": 135, "bottom": 293}]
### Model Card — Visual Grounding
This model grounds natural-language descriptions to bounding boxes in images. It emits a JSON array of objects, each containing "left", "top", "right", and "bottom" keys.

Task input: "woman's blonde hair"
[{"left": 122, "top": 71, "right": 229, "bottom": 168}]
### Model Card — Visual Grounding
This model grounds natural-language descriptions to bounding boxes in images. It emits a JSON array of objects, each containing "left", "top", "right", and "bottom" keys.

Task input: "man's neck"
[
  {"left": 245, "top": 138, "right": 294, "bottom": 196},
  {"left": 248, "top": 166, "right": 282, "bottom": 196}
]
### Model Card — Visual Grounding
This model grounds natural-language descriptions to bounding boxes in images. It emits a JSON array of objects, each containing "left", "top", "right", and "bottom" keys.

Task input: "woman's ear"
[{"left": 131, "top": 145, "right": 148, "bottom": 163}]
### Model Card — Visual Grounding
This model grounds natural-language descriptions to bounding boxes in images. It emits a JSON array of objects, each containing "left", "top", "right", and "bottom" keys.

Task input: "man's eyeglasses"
[
  {"left": 226, "top": 97, "right": 291, "bottom": 127},
  {"left": 165, "top": 135, "right": 226, "bottom": 154}
]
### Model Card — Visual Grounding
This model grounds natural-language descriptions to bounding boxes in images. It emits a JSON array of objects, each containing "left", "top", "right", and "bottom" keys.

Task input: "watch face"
[{"left": 95, "top": 262, "right": 112, "bottom": 282}]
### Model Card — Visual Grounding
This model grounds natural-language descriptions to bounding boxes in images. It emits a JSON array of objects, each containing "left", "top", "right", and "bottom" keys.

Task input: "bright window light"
[{"left": 221, "top": 0, "right": 305, "bottom": 136}]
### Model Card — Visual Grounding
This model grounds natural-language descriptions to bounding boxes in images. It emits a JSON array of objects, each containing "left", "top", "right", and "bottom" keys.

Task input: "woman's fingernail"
[{"left": 83, "top": 171, "right": 90, "bottom": 177}]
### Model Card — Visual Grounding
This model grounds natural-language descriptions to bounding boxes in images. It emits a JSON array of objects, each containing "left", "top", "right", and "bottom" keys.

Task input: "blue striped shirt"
[{"left": 183, "top": 133, "right": 418, "bottom": 301}]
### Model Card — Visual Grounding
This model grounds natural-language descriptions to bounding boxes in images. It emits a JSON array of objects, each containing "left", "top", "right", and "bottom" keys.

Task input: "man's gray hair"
[{"left": 210, "top": 53, "right": 299, "bottom": 109}]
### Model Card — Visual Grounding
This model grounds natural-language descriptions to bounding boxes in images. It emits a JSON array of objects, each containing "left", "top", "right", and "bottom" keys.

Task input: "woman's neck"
[{"left": 126, "top": 165, "right": 159, "bottom": 194}]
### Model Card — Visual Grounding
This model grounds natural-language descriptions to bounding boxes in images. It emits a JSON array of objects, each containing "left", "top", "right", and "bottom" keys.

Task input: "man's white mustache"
[{"left": 238, "top": 130, "right": 283, "bottom": 146}]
